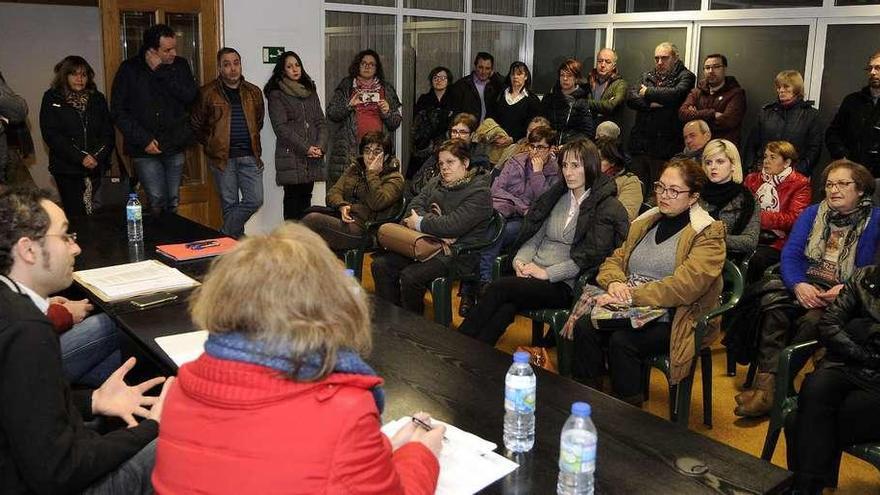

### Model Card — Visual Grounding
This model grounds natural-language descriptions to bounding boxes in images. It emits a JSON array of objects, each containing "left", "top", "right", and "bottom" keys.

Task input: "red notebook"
[{"left": 156, "top": 237, "right": 238, "bottom": 261}]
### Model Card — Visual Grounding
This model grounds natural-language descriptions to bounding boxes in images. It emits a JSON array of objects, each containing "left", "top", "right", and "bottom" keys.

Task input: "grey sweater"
[{"left": 514, "top": 192, "right": 581, "bottom": 287}]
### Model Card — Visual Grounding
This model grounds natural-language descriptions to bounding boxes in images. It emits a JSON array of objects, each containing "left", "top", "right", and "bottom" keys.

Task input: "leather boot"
[
  {"left": 734, "top": 372, "right": 775, "bottom": 417},
  {"left": 735, "top": 389, "right": 757, "bottom": 406}
]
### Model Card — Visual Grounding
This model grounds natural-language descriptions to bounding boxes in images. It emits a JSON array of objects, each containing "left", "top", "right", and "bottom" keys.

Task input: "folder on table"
[
  {"left": 156, "top": 237, "right": 238, "bottom": 261},
  {"left": 73, "top": 259, "right": 200, "bottom": 302}
]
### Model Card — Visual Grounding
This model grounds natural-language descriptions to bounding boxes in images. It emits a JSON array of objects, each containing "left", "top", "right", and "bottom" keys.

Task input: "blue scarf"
[{"left": 204, "top": 332, "right": 385, "bottom": 413}]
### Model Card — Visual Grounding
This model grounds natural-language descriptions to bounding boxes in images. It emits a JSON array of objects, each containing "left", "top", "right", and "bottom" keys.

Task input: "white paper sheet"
[
  {"left": 154, "top": 330, "right": 208, "bottom": 367},
  {"left": 74, "top": 260, "right": 199, "bottom": 301},
  {"left": 382, "top": 417, "right": 519, "bottom": 494}
]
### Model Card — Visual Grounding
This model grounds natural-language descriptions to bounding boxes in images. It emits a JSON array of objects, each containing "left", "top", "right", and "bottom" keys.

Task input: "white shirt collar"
[{"left": 0, "top": 275, "right": 49, "bottom": 314}]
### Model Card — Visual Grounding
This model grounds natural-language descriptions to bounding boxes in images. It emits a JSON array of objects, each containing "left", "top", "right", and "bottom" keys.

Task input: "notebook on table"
[
  {"left": 73, "top": 260, "right": 200, "bottom": 302},
  {"left": 156, "top": 237, "right": 238, "bottom": 261}
]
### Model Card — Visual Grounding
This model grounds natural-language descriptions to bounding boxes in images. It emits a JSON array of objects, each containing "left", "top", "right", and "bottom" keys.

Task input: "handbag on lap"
[{"left": 377, "top": 223, "right": 451, "bottom": 262}]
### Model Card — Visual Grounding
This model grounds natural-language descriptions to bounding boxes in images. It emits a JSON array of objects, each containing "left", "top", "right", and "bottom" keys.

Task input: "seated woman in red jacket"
[
  {"left": 152, "top": 223, "right": 443, "bottom": 494},
  {"left": 743, "top": 140, "right": 811, "bottom": 282}
]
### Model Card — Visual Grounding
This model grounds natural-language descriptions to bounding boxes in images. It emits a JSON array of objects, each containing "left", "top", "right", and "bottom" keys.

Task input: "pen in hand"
[{"left": 411, "top": 416, "right": 449, "bottom": 442}]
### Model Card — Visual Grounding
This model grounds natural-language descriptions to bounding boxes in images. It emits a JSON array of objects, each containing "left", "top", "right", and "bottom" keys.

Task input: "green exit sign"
[{"left": 262, "top": 47, "right": 285, "bottom": 64}]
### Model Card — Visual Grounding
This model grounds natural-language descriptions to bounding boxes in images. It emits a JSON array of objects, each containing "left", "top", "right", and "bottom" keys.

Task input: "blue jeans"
[
  {"left": 479, "top": 217, "right": 523, "bottom": 282},
  {"left": 60, "top": 313, "right": 121, "bottom": 388},
  {"left": 133, "top": 153, "right": 185, "bottom": 214},
  {"left": 83, "top": 439, "right": 156, "bottom": 495},
  {"left": 211, "top": 156, "right": 264, "bottom": 238}
]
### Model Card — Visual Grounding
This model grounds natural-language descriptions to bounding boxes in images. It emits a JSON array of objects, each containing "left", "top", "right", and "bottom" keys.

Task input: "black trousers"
[
  {"left": 746, "top": 244, "right": 781, "bottom": 284},
  {"left": 301, "top": 212, "right": 367, "bottom": 251},
  {"left": 283, "top": 182, "right": 314, "bottom": 220},
  {"left": 786, "top": 367, "right": 880, "bottom": 492},
  {"left": 457, "top": 276, "right": 573, "bottom": 345},
  {"left": 757, "top": 306, "right": 823, "bottom": 372},
  {"left": 629, "top": 154, "right": 665, "bottom": 198},
  {"left": 370, "top": 251, "right": 451, "bottom": 315},
  {"left": 573, "top": 316, "right": 671, "bottom": 398},
  {"left": 53, "top": 174, "right": 99, "bottom": 218}
]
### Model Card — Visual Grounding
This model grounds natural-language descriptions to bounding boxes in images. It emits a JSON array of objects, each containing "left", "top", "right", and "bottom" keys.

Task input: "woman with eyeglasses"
[
  {"left": 409, "top": 66, "right": 454, "bottom": 180},
  {"left": 744, "top": 70, "right": 821, "bottom": 175},
  {"left": 302, "top": 131, "right": 403, "bottom": 252},
  {"left": 457, "top": 125, "right": 561, "bottom": 316},
  {"left": 490, "top": 61, "right": 544, "bottom": 142},
  {"left": 543, "top": 58, "right": 594, "bottom": 145},
  {"left": 699, "top": 138, "right": 759, "bottom": 260},
  {"left": 327, "top": 49, "right": 402, "bottom": 186},
  {"left": 736, "top": 160, "right": 880, "bottom": 418},
  {"left": 570, "top": 158, "right": 725, "bottom": 406},
  {"left": 742, "top": 141, "right": 811, "bottom": 282},
  {"left": 459, "top": 138, "right": 629, "bottom": 345},
  {"left": 406, "top": 112, "right": 490, "bottom": 201},
  {"left": 40, "top": 55, "right": 114, "bottom": 217},
  {"left": 265, "top": 51, "right": 327, "bottom": 220}
]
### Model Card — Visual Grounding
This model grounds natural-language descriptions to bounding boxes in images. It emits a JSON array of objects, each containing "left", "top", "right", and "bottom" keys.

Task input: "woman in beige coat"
[{"left": 570, "top": 158, "right": 725, "bottom": 405}]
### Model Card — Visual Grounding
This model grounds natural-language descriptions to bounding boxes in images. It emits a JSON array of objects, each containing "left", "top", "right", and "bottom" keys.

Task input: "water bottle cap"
[
  {"left": 344, "top": 268, "right": 355, "bottom": 277},
  {"left": 513, "top": 351, "right": 530, "bottom": 363},
  {"left": 572, "top": 402, "right": 591, "bottom": 417},
  {"left": 129, "top": 193, "right": 138, "bottom": 199}
]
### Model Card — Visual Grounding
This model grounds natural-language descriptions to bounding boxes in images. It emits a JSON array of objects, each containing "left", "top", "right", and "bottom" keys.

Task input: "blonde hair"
[
  {"left": 189, "top": 223, "right": 372, "bottom": 381},
  {"left": 774, "top": 70, "right": 804, "bottom": 97},
  {"left": 702, "top": 138, "right": 743, "bottom": 184},
  {"left": 655, "top": 42, "right": 680, "bottom": 59}
]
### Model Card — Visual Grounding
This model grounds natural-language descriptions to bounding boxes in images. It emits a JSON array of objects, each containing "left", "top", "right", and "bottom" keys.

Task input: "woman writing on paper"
[{"left": 152, "top": 223, "right": 443, "bottom": 494}]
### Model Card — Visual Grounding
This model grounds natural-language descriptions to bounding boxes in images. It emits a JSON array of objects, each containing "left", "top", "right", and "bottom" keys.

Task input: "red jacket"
[
  {"left": 744, "top": 170, "right": 812, "bottom": 251},
  {"left": 152, "top": 354, "right": 440, "bottom": 495}
]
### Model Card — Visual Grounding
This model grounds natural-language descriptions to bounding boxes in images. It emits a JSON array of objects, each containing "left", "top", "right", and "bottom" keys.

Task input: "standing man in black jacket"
[
  {"left": 447, "top": 52, "right": 504, "bottom": 123},
  {"left": 111, "top": 24, "right": 198, "bottom": 215},
  {"left": 826, "top": 50, "right": 880, "bottom": 176},
  {"left": 0, "top": 187, "right": 173, "bottom": 494},
  {"left": 626, "top": 42, "right": 695, "bottom": 195}
]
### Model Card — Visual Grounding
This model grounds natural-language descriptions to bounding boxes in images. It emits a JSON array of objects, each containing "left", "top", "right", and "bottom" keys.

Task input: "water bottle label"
[
  {"left": 505, "top": 376, "right": 536, "bottom": 413},
  {"left": 127, "top": 205, "right": 142, "bottom": 222},
  {"left": 559, "top": 432, "right": 596, "bottom": 474}
]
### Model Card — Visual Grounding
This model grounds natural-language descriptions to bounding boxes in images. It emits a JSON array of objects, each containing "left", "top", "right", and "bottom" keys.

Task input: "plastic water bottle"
[
  {"left": 504, "top": 351, "right": 536, "bottom": 452},
  {"left": 126, "top": 193, "right": 143, "bottom": 242},
  {"left": 344, "top": 268, "right": 362, "bottom": 297},
  {"left": 557, "top": 402, "right": 597, "bottom": 495}
]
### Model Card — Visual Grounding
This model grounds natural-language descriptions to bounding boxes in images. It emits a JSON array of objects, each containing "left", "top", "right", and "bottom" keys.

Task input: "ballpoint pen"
[
  {"left": 185, "top": 240, "right": 220, "bottom": 250},
  {"left": 411, "top": 416, "right": 449, "bottom": 442}
]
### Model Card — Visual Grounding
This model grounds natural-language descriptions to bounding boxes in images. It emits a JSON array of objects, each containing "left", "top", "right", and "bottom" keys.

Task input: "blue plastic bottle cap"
[
  {"left": 129, "top": 193, "right": 138, "bottom": 199},
  {"left": 572, "top": 402, "right": 591, "bottom": 417},
  {"left": 513, "top": 351, "right": 530, "bottom": 363},
  {"left": 344, "top": 268, "right": 355, "bottom": 277}
]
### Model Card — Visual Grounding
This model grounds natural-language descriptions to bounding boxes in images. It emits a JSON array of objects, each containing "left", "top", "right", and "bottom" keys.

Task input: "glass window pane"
[
  {"left": 402, "top": 16, "right": 465, "bottom": 173},
  {"left": 119, "top": 11, "right": 155, "bottom": 61},
  {"left": 472, "top": 0, "right": 525, "bottom": 16},
  {"left": 404, "top": 0, "right": 465, "bottom": 10},
  {"left": 533, "top": 29, "right": 606, "bottom": 95},
  {"left": 612, "top": 28, "right": 688, "bottom": 143},
  {"left": 328, "top": 0, "right": 396, "bottom": 6},
  {"left": 711, "top": 0, "right": 820, "bottom": 9},
  {"left": 471, "top": 21, "right": 526, "bottom": 80},
  {"left": 324, "top": 11, "right": 397, "bottom": 118},
  {"left": 535, "top": 0, "right": 608, "bottom": 15},
  {"left": 615, "top": 0, "right": 700, "bottom": 13},
  {"left": 836, "top": 0, "right": 880, "bottom": 4},
  {"left": 698, "top": 25, "right": 808, "bottom": 162},
  {"left": 166, "top": 13, "right": 201, "bottom": 85}
]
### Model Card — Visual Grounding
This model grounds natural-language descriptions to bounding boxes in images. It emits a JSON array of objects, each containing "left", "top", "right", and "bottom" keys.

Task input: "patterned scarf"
[
  {"left": 65, "top": 90, "right": 89, "bottom": 113},
  {"left": 755, "top": 166, "right": 793, "bottom": 236},
  {"left": 204, "top": 331, "right": 385, "bottom": 413},
  {"left": 805, "top": 197, "right": 874, "bottom": 282},
  {"left": 646, "top": 60, "right": 684, "bottom": 89},
  {"left": 353, "top": 77, "right": 382, "bottom": 110}
]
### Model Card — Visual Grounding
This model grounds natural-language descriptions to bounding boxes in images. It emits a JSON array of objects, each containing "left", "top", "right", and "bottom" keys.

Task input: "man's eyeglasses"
[
  {"left": 529, "top": 144, "right": 551, "bottom": 151},
  {"left": 653, "top": 182, "right": 690, "bottom": 199},
  {"left": 703, "top": 64, "right": 724, "bottom": 71},
  {"left": 824, "top": 180, "right": 856, "bottom": 191},
  {"left": 40, "top": 232, "right": 78, "bottom": 244}
]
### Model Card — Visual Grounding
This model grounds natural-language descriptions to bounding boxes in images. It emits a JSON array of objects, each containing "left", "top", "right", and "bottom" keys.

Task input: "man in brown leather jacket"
[{"left": 192, "top": 47, "right": 265, "bottom": 237}]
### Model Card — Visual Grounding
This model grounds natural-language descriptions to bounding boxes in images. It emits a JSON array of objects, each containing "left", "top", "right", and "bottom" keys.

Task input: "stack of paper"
[
  {"left": 155, "top": 330, "right": 208, "bottom": 367},
  {"left": 74, "top": 260, "right": 200, "bottom": 302},
  {"left": 382, "top": 417, "right": 519, "bottom": 494}
]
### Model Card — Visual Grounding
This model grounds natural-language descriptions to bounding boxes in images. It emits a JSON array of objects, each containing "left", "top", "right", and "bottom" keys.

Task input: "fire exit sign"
[{"left": 262, "top": 47, "right": 285, "bottom": 64}]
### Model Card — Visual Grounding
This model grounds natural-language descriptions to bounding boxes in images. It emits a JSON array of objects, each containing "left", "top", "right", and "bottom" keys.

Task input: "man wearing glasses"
[
  {"left": 826, "top": 50, "right": 880, "bottom": 176},
  {"left": 626, "top": 42, "right": 696, "bottom": 197},
  {"left": 0, "top": 187, "right": 172, "bottom": 494},
  {"left": 678, "top": 53, "right": 746, "bottom": 146}
]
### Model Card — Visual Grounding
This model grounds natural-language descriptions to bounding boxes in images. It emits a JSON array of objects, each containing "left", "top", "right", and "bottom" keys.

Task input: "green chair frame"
[
  {"left": 641, "top": 260, "right": 744, "bottom": 428},
  {"left": 725, "top": 248, "right": 756, "bottom": 377},
  {"left": 343, "top": 198, "right": 408, "bottom": 281},
  {"left": 760, "top": 339, "right": 880, "bottom": 486},
  {"left": 430, "top": 211, "right": 506, "bottom": 327}
]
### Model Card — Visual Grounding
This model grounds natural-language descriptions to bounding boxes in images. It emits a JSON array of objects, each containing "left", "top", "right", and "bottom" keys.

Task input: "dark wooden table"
[{"left": 71, "top": 212, "right": 793, "bottom": 495}]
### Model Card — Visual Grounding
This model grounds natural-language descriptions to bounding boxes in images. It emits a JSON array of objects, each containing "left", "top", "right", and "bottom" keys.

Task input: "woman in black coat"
[
  {"left": 409, "top": 66, "right": 454, "bottom": 179},
  {"left": 745, "top": 70, "right": 822, "bottom": 176},
  {"left": 40, "top": 56, "right": 114, "bottom": 217},
  {"left": 543, "top": 58, "right": 594, "bottom": 145},
  {"left": 490, "top": 62, "right": 544, "bottom": 142}
]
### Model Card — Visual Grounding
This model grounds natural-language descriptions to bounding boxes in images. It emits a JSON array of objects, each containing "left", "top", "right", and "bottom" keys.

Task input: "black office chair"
[
  {"left": 343, "top": 197, "right": 407, "bottom": 281},
  {"left": 430, "top": 211, "right": 505, "bottom": 327},
  {"left": 760, "top": 340, "right": 880, "bottom": 487},
  {"left": 641, "top": 260, "right": 744, "bottom": 428}
]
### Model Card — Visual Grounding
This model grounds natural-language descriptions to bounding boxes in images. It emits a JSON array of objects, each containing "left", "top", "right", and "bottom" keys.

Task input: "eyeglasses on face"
[
  {"left": 529, "top": 144, "right": 550, "bottom": 151},
  {"left": 825, "top": 180, "right": 856, "bottom": 191},
  {"left": 432, "top": 74, "right": 448, "bottom": 80},
  {"left": 363, "top": 147, "right": 383, "bottom": 156},
  {"left": 450, "top": 128, "right": 471, "bottom": 136},
  {"left": 704, "top": 64, "right": 724, "bottom": 71},
  {"left": 360, "top": 62, "right": 376, "bottom": 68},
  {"left": 40, "top": 232, "right": 78, "bottom": 244},
  {"left": 653, "top": 182, "right": 690, "bottom": 199}
]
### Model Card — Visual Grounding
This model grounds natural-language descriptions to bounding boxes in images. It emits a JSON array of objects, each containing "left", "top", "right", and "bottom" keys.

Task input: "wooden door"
[{"left": 100, "top": 0, "right": 222, "bottom": 228}]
